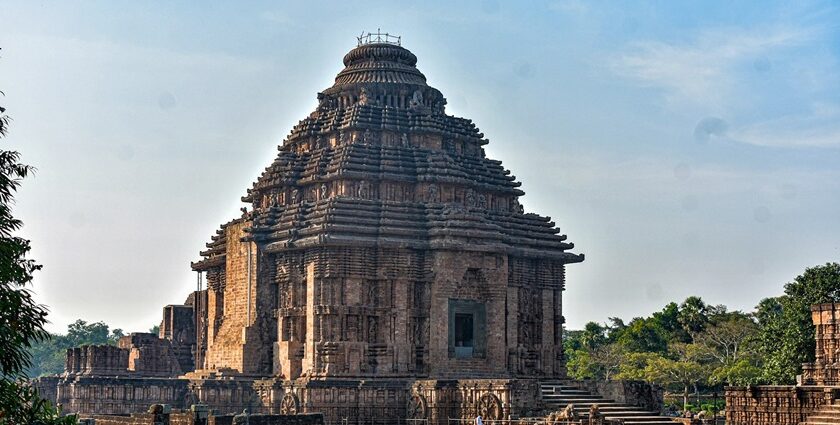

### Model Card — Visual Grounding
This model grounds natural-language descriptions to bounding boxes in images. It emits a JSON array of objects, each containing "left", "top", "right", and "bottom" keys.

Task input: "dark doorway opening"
[{"left": 454, "top": 313, "right": 474, "bottom": 358}]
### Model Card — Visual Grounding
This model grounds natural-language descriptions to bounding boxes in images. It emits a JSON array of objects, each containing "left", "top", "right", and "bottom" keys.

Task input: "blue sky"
[{"left": 1, "top": 1, "right": 839, "bottom": 333}]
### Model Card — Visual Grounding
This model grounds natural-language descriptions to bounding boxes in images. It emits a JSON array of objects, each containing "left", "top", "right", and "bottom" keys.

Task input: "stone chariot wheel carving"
[
  {"left": 477, "top": 393, "right": 503, "bottom": 420},
  {"left": 407, "top": 393, "right": 428, "bottom": 419},
  {"left": 280, "top": 392, "right": 300, "bottom": 415}
]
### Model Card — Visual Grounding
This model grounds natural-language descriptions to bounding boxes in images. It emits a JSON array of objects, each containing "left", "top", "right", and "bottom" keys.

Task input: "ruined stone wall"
[
  {"left": 725, "top": 386, "right": 830, "bottom": 425},
  {"left": 576, "top": 380, "right": 664, "bottom": 413},
  {"left": 119, "top": 333, "right": 182, "bottom": 377},
  {"left": 801, "top": 302, "right": 840, "bottom": 385},
  {"left": 56, "top": 376, "right": 189, "bottom": 415},
  {"left": 160, "top": 303, "right": 196, "bottom": 372},
  {"left": 204, "top": 220, "right": 274, "bottom": 375},
  {"left": 65, "top": 345, "right": 129, "bottom": 376}
]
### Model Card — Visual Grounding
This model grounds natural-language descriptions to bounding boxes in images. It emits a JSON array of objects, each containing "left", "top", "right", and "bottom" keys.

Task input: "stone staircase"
[
  {"left": 540, "top": 380, "right": 676, "bottom": 424},
  {"left": 801, "top": 402, "right": 840, "bottom": 424}
]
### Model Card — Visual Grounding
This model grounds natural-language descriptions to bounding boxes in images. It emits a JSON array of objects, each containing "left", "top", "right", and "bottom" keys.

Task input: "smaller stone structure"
[{"left": 726, "top": 303, "right": 840, "bottom": 425}]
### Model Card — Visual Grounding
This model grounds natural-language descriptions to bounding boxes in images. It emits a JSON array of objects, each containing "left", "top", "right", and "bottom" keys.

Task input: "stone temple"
[{"left": 36, "top": 35, "right": 595, "bottom": 423}]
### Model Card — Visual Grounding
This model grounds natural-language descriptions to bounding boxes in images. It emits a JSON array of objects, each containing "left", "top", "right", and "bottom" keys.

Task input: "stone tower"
[
  {"left": 192, "top": 38, "right": 582, "bottom": 379},
  {"left": 187, "top": 35, "right": 583, "bottom": 420}
]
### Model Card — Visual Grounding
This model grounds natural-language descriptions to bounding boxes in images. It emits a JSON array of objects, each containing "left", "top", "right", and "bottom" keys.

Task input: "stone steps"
[{"left": 540, "top": 380, "right": 675, "bottom": 424}]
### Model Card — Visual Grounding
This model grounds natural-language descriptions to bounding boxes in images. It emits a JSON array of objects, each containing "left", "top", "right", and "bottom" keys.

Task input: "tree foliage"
[
  {"left": 0, "top": 66, "right": 76, "bottom": 424},
  {"left": 757, "top": 263, "right": 840, "bottom": 384}
]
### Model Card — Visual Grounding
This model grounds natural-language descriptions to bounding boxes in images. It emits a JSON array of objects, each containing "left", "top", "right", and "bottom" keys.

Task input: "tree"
[
  {"left": 644, "top": 344, "right": 709, "bottom": 411},
  {"left": 590, "top": 344, "right": 625, "bottom": 380},
  {"left": 0, "top": 65, "right": 75, "bottom": 424},
  {"left": 757, "top": 263, "right": 840, "bottom": 384},
  {"left": 678, "top": 296, "right": 710, "bottom": 337},
  {"left": 615, "top": 351, "right": 663, "bottom": 381},
  {"left": 695, "top": 313, "right": 761, "bottom": 385},
  {"left": 616, "top": 317, "right": 668, "bottom": 354},
  {"left": 565, "top": 348, "right": 597, "bottom": 380}
]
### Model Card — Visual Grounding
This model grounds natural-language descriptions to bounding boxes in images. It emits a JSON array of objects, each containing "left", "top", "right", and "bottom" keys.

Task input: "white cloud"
[
  {"left": 611, "top": 26, "right": 813, "bottom": 108},
  {"left": 731, "top": 102, "right": 840, "bottom": 148},
  {"left": 610, "top": 24, "right": 840, "bottom": 148}
]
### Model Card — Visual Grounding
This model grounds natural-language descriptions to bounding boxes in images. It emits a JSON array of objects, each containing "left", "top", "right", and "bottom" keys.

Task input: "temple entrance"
[
  {"left": 454, "top": 313, "right": 474, "bottom": 358},
  {"left": 448, "top": 299, "right": 486, "bottom": 359}
]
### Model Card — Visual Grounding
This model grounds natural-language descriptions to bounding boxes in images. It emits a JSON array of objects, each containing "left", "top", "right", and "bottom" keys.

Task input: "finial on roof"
[{"left": 357, "top": 29, "right": 401, "bottom": 46}]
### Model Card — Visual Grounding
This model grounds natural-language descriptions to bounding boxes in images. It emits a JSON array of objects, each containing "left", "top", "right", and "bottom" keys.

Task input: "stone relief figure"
[
  {"left": 409, "top": 89, "right": 424, "bottom": 109},
  {"left": 362, "top": 129, "right": 372, "bottom": 144},
  {"left": 400, "top": 133, "right": 409, "bottom": 147},
  {"left": 291, "top": 189, "right": 300, "bottom": 203},
  {"left": 357, "top": 180, "right": 370, "bottom": 198},
  {"left": 427, "top": 184, "right": 439, "bottom": 203},
  {"left": 406, "top": 393, "right": 428, "bottom": 419},
  {"left": 368, "top": 317, "right": 378, "bottom": 342},
  {"left": 320, "top": 183, "right": 329, "bottom": 200},
  {"left": 477, "top": 194, "right": 487, "bottom": 209},
  {"left": 358, "top": 87, "right": 370, "bottom": 105},
  {"left": 432, "top": 97, "right": 446, "bottom": 114},
  {"left": 339, "top": 131, "right": 350, "bottom": 145},
  {"left": 466, "top": 189, "right": 477, "bottom": 207}
]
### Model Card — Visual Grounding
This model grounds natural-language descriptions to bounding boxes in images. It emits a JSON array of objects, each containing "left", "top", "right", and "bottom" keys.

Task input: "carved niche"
[
  {"left": 518, "top": 287, "right": 543, "bottom": 347},
  {"left": 407, "top": 393, "right": 428, "bottom": 419}
]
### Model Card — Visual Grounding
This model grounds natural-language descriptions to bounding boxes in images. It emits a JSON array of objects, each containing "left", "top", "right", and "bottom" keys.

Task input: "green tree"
[
  {"left": 678, "top": 296, "right": 710, "bottom": 337},
  {"left": 644, "top": 344, "right": 709, "bottom": 411},
  {"left": 615, "top": 351, "right": 663, "bottom": 381},
  {"left": 616, "top": 317, "right": 668, "bottom": 354},
  {"left": 695, "top": 313, "right": 761, "bottom": 385},
  {"left": 758, "top": 263, "right": 840, "bottom": 384},
  {"left": 565, "top": 348, "right": 597, "bottom": 380},
  {"left": 0, "top": 71, "right": 75, "bottom": 424}
]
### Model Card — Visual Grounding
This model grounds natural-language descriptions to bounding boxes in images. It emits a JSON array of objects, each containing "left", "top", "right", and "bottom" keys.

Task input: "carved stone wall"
[{"left": 725, "top": 386, "right": 833, "bottom": 425}]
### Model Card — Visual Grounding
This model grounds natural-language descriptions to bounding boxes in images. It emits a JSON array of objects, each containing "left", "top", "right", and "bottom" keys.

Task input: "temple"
[
  {"left": 36, "top": 36, "right": 591, "bottom": 423},
  {"left": 726, "top": 303, "right": 840, "bottom": 425}
]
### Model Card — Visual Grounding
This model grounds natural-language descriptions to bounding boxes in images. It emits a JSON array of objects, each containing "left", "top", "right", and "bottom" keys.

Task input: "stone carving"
[
  {"left": 358, "top": 87, "right": 371, "bottom": 105},
  {"left": 233, "top": 409, "right": 250, "bottom": 425},
  {"left": 477, "top": 393, "right": 503, "bottom": 420},
  {"left": 279, "top": 392, "right": 299, "bottom": 415},
  {"left": 400, "top": 133, "right": 409, "bottom": 147},
  {"left": 409, "top": 89, "right": 423, "bottom": 109},
  {"left": 406, "top": 393, "right": 428, "bottom": 419},
  {"left": 465, "top": 189, "right": 476, "bottom": 207},
  {"left": 320, "top": 183, "right": 329, "bottom": 200},
  {"left": 427, "top": 184, "right": 439, "bottom": 203},
  {"left": 357, "top": 180, "right": 369, "bottom": 198}
]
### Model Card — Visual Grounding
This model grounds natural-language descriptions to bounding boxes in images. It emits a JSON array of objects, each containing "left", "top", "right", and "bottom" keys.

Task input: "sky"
[{"left": 1, "top": 1, "right": 839, "bottom": 334}]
